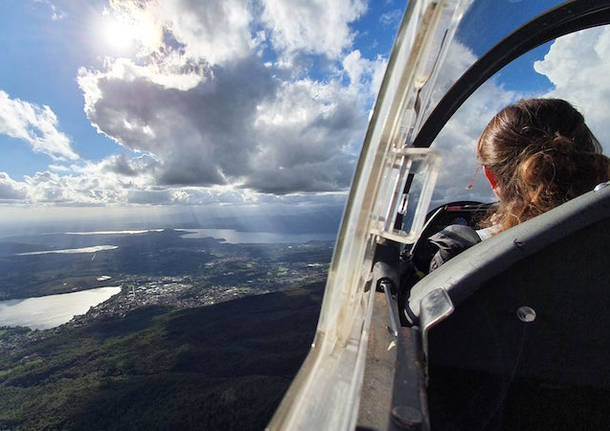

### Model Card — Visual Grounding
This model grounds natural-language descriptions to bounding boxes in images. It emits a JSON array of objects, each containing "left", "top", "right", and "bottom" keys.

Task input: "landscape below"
[{"left": 0, "top": 229, "right": 331, "bottom": 430}]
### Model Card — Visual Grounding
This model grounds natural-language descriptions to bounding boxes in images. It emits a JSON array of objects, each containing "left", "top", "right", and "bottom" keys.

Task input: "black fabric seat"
[{"left": 406, "top": 183, "right": 610, "bottom": 430}]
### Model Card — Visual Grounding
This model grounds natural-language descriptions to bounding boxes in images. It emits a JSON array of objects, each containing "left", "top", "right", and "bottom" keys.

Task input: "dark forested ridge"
[{"left": 0, "top": 282, "right": 324, "bottom": 430}]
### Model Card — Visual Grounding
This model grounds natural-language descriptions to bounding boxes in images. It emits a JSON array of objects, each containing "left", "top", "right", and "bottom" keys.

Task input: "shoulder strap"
[{"left": 413, "top": 224, "right": 481, "bottom": 274}]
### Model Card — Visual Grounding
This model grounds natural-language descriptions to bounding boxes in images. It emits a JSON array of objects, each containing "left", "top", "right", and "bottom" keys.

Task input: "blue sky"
[
  {"left": 0, "top": 0, "right": 400, "bottom": 177},
  {"left": 0, "top": 0, "right": 402, "bottom": 205},
  {"left": 0, "top": 0, "right": 607, "bottom": 225},
  {"left": 0, "top": 2, "right": 118, "bottom": 171}
]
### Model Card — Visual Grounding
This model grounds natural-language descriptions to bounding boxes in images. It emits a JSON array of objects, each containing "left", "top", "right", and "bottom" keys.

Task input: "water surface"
[
  {"left": 16, "top": 245, "right": 118, "bottom": 256},
  {"left": 177, "top": 228, "right": 335, "bottom": 244},
  {"left": 0, "top": 286, "right": 121, "bottom": 330},
  {"left": 64, "top": 229, "right": 164, "bottom": 235}
]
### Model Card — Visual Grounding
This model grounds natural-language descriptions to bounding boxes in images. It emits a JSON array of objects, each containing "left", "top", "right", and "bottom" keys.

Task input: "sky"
[
  {"left": 0, "top": 0, "right": 608, "bottom": 230},
  {"left": 422, "top": 0, "right": 610, "bottom": 205}
]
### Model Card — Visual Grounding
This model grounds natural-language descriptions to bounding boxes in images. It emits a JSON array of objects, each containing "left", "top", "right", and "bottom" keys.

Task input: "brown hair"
[{"left": 477, "top": 98, "right": 610, "bottom": 233}]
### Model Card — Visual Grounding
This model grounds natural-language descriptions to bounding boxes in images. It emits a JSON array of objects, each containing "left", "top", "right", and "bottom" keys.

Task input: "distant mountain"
[{"left": 0, "top": 283, "right": 324, "bottom": 430}]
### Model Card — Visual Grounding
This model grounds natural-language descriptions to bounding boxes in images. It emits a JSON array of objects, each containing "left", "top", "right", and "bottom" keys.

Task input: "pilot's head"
[{"left": 476, "top": 98, "right": 609, "bottom": 231}]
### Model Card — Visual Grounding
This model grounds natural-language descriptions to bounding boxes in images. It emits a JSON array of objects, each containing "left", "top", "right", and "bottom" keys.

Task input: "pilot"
[{"left": 419, "top": 98, "right": 610, "bottom": 273}]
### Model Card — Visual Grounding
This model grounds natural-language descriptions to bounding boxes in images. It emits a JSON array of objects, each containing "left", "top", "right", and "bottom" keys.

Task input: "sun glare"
[
  {"left": 104, "top": 18, "right": 134, "bottom": 51},
  {"left": 101, "top": 12, "right": 163, "bottom": 55}
]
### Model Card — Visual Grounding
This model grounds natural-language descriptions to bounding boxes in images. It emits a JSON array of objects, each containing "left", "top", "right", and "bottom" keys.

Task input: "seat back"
[{"left": 407, "top": 183, "right": 610, "bottom": 430}]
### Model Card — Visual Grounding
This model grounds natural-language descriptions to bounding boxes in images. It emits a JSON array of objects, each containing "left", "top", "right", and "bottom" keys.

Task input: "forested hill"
[{"left": 0, "top": 282, "right": 324, "bottom": 430}]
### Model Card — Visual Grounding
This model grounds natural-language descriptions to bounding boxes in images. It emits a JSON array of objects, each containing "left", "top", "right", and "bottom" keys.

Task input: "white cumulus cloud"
[
  {"left": 343, "top": 49, "right": 388, "bottom": 98},
  {"left": 0, "top": 172, "right": 27, "bottom": 200},
  {"left": 108, "top": 0, "right": 256, "bottom": 65},
  {"left": 2, "top": 0, "right": 394, "bottom": 206},
  {"left": 261, "top": 0, "right": 367, "bottom": 59},
  {"left": 159, "top": 0, "right": 256, "bottom": 65},
  {"left": 0, "top": 90, "right": 78, "bottom": 160},
  {"left": 74, "top": 0, "right": 383, "bottom": 197},
  {"left": 534, "top": 26, "right": 610, "bottom": 152}
]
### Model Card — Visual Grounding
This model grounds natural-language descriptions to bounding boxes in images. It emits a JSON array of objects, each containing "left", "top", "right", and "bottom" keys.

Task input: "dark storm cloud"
[
  {"left": 127, "top": 189, "right": 174, "bottom": 204},
  {"left": 104, "top": 153, "right": 138, "bottom": 177},
  {"left": 83, "top": 57, "right": 273, "bottom": 182},
  {"left": 245, "top": 153, "right": 358, "bottom": 194},
  {"left": 102, "top": 153, "right": 160, "bottom": 178},
  {"left": 80, "top": 53, "right": 368, "bottom": 194}
]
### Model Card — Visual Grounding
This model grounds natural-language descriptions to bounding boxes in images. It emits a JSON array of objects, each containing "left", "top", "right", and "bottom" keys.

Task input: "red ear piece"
[
  {"left": 466, "top": 165, "right": 482, "bottom": 190},
  {"left": 484, "top": 166, "right": 498, "bottom": 189}
]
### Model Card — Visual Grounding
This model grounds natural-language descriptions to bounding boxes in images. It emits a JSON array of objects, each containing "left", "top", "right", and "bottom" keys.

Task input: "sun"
[
  {"left": 103, "top": 18, "right": 134, "bottom": 51},
  {"left": 101, "top": 12, "right": 163, "bottom": 55}
]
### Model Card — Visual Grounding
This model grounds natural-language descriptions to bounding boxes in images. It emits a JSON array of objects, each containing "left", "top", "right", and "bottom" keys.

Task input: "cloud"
[
  {"left": 75, "top": 0, "right": 381, "bottom": 198},
  {"left": 432, "top": 80, "right": 518, "bottom": 204},
  {"left": 100, "top": 153, "right": 159, "bottom": 177},
  {"left": 427, "top": 41, "right": 518, "bottom": 204},
  {"left": 17, "top": 156, "right": 156, "bottom": 205},
  {"left": 5, "top": 150, "right": 348, "bottom": 206},
  {"left": 534, "top": 26, "right": 610, "bottom": 153},
  {"left": 22, "top": 3, "right": 606, "bottom": 212},
  {"left": 79, "top": 56, "right": 370, "bottom": 193},
  {"left": 0, "top": 90, "right": 78, "bottom": 160},
  {"left": 23, "top": 169, "right": 122, "bottom": 204},
  {"left": 343, "top": 50, "right": 388, "bottom": 98},
  {"left": 56, "top": 27, "right": 610, "bottom": 208},
  {"left": 126, "top": 188, "right": 176, "bottom": 205},
  {"left": 107, "top": 0, "right": 256, "bottom": 65},
  {"left": 261, "top": 0, "right": 367, "bottom": 59},
  {"left": 248, "top": 76, "right": 369, "bottom": 192},
  {"left": 160, "top": 0, "right": 256, "bottom": 65},
  {"left": 0, "top": 172, "right": 27, "bottom": 200},
  {"left": 3, "top": 0, "right": 390, "bottom": 207},
  {"left": 379, "top": 9, "right": 402, "bottom": 27},
  {"left": 426, "top": 28, "right": 610, "bottom": 206},
  {"left": 34, "top": 0, "right": 66, "bottom": 21},
  {"left": 80, "top": 57, "right": 273, "bottom": 187},
  {"left": 48, "top": 164, "right": 71, "bottom": 172}
]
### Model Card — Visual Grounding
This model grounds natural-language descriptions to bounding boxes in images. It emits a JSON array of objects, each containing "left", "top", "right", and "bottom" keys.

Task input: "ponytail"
[{"left": 478, "top": 98, "right": 610, "bottom": 233}]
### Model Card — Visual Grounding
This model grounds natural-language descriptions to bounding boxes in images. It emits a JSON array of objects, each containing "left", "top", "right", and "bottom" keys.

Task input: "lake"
[
  {"left": 177, "top": 228, "right": 336, "bottom": 244},
  {"left": 64, "top": 229, "right": 164, "bottom": 235},
  {"left": 16, "top": 245, "right": 118, "bottom": 256},
  {"left": 0, "top": 286, "right": 121, "bottom": 330}
]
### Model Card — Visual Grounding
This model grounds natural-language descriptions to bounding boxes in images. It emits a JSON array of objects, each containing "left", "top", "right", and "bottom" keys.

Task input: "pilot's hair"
[{"left": 477, "top": 98, "right": 610, "bottom": 232}]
